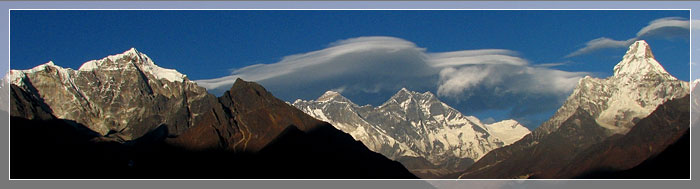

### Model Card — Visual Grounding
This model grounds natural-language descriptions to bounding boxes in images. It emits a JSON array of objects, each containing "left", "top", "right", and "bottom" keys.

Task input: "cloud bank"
[
  {"left": 567, "top": 17, "right": 689, "bottom": 57},
  {"left": 196, "top": 36, "right": 587, "bottom": 125}
]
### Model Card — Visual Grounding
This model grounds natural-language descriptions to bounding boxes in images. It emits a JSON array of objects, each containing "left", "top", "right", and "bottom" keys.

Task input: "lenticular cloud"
[
  {"left": 195, "top": 36, "right": 587, "bottom": 119},
  {"left": 567, "top": 17, "right": 689, "bottom": 57}
]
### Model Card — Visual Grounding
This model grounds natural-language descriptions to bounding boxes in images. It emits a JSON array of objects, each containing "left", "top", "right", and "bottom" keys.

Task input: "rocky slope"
[
  {"left": 459, "top": 40, "right": 689, "bottom": 179},
  {"left": 10, "top": 49, "right": 416, "bottom": 179},
  {"left": 10, "top": 48, "right": 216, "bottom": 140},
  {"left": 555, "top": 96, "right": 689, "bottom": 178},
  {"left": 293, "top": 88, "right": 530, "bottom": 178}
]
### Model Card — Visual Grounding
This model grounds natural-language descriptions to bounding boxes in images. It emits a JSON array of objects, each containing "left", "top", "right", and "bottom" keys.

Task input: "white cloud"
[
  {"left": 428, "top": 49, "right": 527, "bottom": 67},
  {"left": 197, "top": 36, "right": 436, "bottom": 96},
  {"left": 637, "top": 17, "right": 690, "bottom": 37},
  {"left": 436, "top": 64, "right": 585, "bottom": 99},
  {"left": 566, "top": 37, "right": 634, "bottom": 58},
  {"left": 567, "top": 17, "right": 689, "bottom": 57},
  {"left": 195, "top": 36, "right": 587, "bottom": 120},
  {"left": 534, "top": 61, "right": 571, "bottom": 68},
  {"left": 436, "top": 66, "right": 491, "bottom": 97}
]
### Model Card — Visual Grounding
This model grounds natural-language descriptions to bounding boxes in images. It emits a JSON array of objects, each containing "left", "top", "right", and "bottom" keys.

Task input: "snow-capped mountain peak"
[
  {"left": 79, "top": 48, "right": 187, "bottom": 83},
  {"left": 317, "top": 90, "right": 342, "bottom": 101},
  {"left": 390, "top": 87, "right": 411, "bottom": 98},
  {"left": 316, "top": 90, "right": 353, "bottom": 104},
  {"left": 485, "top": 120, "right": 530, "bottom": 145},
  {"left": 613, "top": 40, "right": 673, "bottom": 80},
  {"left": 384, "top": 88, "right": 437, "bottom": 106},
  {"left": 626, "top": 40, "right": 654, "bottom": 59},
  {"left": 293, "top": 88, "right": 531, "bottom": 176},
  {"left": 535, "top": 40, "right": 688, "bottom": 137},
  {"left": 9, "top": 49, "right": 211, "bottom": 138},
  {"left": 28, "top": 61, "right": 61, "bottom": 72},
  {"left": 10, "top": 61, "right": 75, "bottom": 87}
]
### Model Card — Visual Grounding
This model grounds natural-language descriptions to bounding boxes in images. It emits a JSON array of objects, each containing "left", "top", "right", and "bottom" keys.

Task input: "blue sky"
[{"left": 10, "top": 10, "right": 690, "bottom": 129}]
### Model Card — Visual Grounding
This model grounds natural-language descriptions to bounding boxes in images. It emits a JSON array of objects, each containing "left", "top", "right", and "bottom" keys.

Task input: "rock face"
[
  {"left": 166, "top": 79, "right": 417, "bottom": 178},
  {"left": 293, "top": 88, "right": 530, "bottom": 178},
  {"left": 10, "top": 48, "right": 217, "bottom": 140},
  {"left": 10, "top": 49, "right": 416, "bottom": 179},
  {"left": 459, "top": 40, "right": 689, "bottom": 179},
  {"left": 555, "top": 96, "right": 690, "bottom": 178},
  {"left": 536, "top": 40, "right": 687, "bottom": 137},
  {"left": 170, "top": 78, "right": 335, "bottom": 152}
]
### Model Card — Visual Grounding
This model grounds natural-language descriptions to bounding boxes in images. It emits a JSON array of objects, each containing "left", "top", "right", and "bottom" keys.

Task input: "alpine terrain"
[
  {"left": 9, "top": 48, "right": 417, "bottom": 179},
  {"left": 459, "top": 40, "right": 690, "bottom": 179},
  {"left": 293, "top": 88, "right": 530, "bottom": 178},
  {"left": 10, "top": 48, "right": 214, "bottom": 140}
]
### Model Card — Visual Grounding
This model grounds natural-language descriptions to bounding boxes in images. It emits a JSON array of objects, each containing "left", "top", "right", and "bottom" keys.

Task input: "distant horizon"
[{"left": 9, "top": 10, "right": 691, "bottom": 129}]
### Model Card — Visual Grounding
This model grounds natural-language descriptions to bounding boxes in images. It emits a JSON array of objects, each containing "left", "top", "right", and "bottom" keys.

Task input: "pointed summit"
[
  {"left": 317, "top": 90, "right": 340, "bottom": 101},
  {"left": 385, "top": 88, "right": 442, "bottom": 105},
  {"left": 316, "top": 90, "right": 353, "bottom": 104},
  {"left": 386, "top": 87, "right": 415, "bottom": 104},
  {"left": 395, "top": 87, "right": 413, "bottom": 96},
  {"left": 613, "top": 40, "right": 673, "bottom": 80},
  {"left": 78, "top": 48, "right": 145, "bottom": 71},
  {"left": 484, "top": 119, "right": 530, "bottom": 145},
  {"left": 626, "top": 40, "right": 654, "bottom": 59},
  {"left": 78, "top": 48, "right": 187, "bottom": 82},
  {"left": 29, "top": 61, "right": 60, "bottom": 71}
]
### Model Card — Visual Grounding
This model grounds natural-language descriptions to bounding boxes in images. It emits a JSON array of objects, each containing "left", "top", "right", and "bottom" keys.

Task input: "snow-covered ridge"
[
  {"left": 485, "top": 120, "right": 530, "bottom": 145},
  {"left": 613, "top": 40, "right": 674, "bottom": 80},
  {"left": 79, "top": 48, "right": 187, "bottom": 83},
  {"left": 535, "top": 40, "right": 688, "bottom": 137},
  {"left": 12, "top": 48, "right": 188, "bottom": 84},
  {"left": 10, "top": 61, "right": 75, "bottom": 87},
  {"left": 317, "top": 90, "right": 343, "bottom": 102},
  {"left": 9, "top": 48, "right": 213, "bottom": 139},
  {"left": 293, "top": 88, "right": 531, "bottom": 169}
]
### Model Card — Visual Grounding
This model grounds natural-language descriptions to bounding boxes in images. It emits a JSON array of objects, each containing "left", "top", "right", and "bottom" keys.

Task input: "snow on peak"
[
  {"left": 293, "top": 99, "right": 304, "bottom": 104},
  {"left": 317, "top": 90, "right": 343, "bottom": 102},
  {"left": 613, "top": 40, "right": 672, "bottom": 79},
  {"left": 9, "top": 70, "right": 26, "bottom": 86},
  {"left": 78, "top": 48, "right": 187, "bottom": 83},
  {"left": 384, "top": 88, "right": 417, "bottom": 106},
  {"left": 13, "top": 61, "right": 65, "bottom": 75},
  {"left": 485, "top": 119, "right": 530, "bottom": 145},
  {"left": 10, "top": 61, "right": 75, "bottom": 86},
  {"left": 692, "top": 79, "right": 700, "bottom": 92},
  {"left": 27, "top": 61, "right": 59, "bottom": 71},
  {"left": 384, "top": 88, "right": 441, "bottom": 107},
  {"left": 395, "top": 87, "right": 417, "bottom": 96},
  {"left": 627, "top": 40, "right": 654, "bottom": 59},
  {"left": 488, "top": 119, "right": 520, "bottom": 128}
]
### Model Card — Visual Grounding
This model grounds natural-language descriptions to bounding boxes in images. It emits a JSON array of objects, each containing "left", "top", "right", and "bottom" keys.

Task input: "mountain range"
[
  {"left": 9, "top": 48, "right": 415, "bottom": 179},
  {"left": 459, "top": 40, "right": 689, "bottom": 179},
  {"left": 292, "top": 88, "right": 529, "bottom": 178},
  {"left": 6, "top": 40, "right": 690, "bottom": 179}
]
